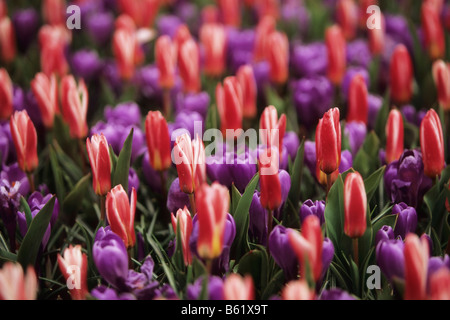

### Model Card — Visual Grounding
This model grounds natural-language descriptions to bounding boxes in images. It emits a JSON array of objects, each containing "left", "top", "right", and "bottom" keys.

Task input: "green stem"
[
  {"left": 188, "top": 193, "right": 196, "bottom": 216},
  {"left": 326, "top": 173, "right": 332, "bottom": 197},
  {"left": 353, "top": 238, "right": 359, "bottom": 267},
  {"left": 163, "top": 89, "right": 171, "bottom": 120},
  {"left": 27, "top": 172, "right": 35, "bottom": 193},
  {"left": 100, "top": 195, "right": 106, "bottom": 222}
]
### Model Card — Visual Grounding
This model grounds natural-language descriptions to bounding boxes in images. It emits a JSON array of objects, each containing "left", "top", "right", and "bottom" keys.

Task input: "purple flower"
[
  {"left": 321, "top": 238, "right": 335, "bottom": 281},
  {"left": 303, "top": 141, "right": 317, "bottom": 177},
  {"left": 392, "top": 203, "right": 417, "bottom": 239},
  {"left": 346, "top": 39, "right": 372, "bottom": 69},
  {"left": 166, "top": 177, "right": 190, "bottom": 214},
  {"left": 283, "top": 132, "right": 300, "bottom": 161},
  {"left": 157, "top": 15, "right": 182, "bottom": 38},
  {"left": 226, "top": 28, "right": 255, "bottom": 73},
  {"left": 174, "top": 92, "right": 210, "bottom": 119},
  {"left": 125, "top": 258, "right": 160, "bottom": 300},
  {"left": 427, "top": 255, "right": 450, "bottom": 288},
  {"left": 17, "top": 207, "right": 51, "bottom": 249},
  {"left": 320, "top": 289, "right": 355, "bottom": 300},
  {"left": 339, "top": 150, "right": 353, "bottom": 173},
  {"left": 86, "top": 11, "right": 114, "bottom": 46},
  {"left": 375, "top": 225, "right": 395, "bottom": 246},
  {"left": 249, "top": 191, "right": 267, "bottom": 245},
  {"left": 172, "top": 111, "right": 204, "bottom": 140},
  {"left": 368, "top": 94, "right": 383, "bottom": 131},
  {"left": 128, "top": 168, "right": 140, "bottom": 197},
  {"left": 0, "top": 122, "right": 13, "bottom": 165},
  {"left": 376, "top": 239, "right": 405, "bottom": 281},
  {"left": 281, "top": 0, "right": 310, "bottom": 37},
  {"left": 341, "top": 67, "right": 370, "bottom": 100},
  {"left": 12, "top": 9, "right": 39, "bottom": 53},
  {"left": 300, "top": 200, "right": 326, "bottom": 226},
  {"left": 91, "top": 286, "right": 136, "bottom": 300},
  {"left": 344, "top": 121, "right": 367, "bottom": 156},
  {"left": 291, "top": 42, "right": 327, "bottom": 77},
  {"left": 385, "top": 14, "right": 413, "bottom": 53},
  {"left": 186, "top": 276, "right": 224, "bottom": 300},
  {"left": 269, "top": 225, "right": 298, "bottom": 280},
  {"left": 71, "top": 49, "right": 103, "bottom": 82},
  {"left": 252, "top": 61, "right": 270, "bottom": 99},
  {"left": 105, "top": 102, "right": 142, "bottom": 127},
  {"left": 27, "top": 191, "right": 60, "bottom": 227}
]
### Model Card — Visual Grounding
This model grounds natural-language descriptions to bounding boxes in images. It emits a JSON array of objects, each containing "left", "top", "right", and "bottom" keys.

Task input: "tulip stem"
[
  {"left": 267, "top": 209, "right": 273, "bottom": 256},
  {"left": 352, "top": 238, "right": 359, "bottom": 267},
  {"left": 78, "top": 138, "right": 87, "bottom": 174},
  {"left": 445, "top": 110, "right": 450, "bottom": 163},
  {"left": 206, "top": 259, "right": 213, "bottom": 276},
  {"left": 188, "top": 193, "right": 196, "bottom": 216},
  {"left": 163, "top": 89, "right": 171, "bottom": 120},
  {"left": 100, "top": 195, "right": 106, "bottom": 222},
  {"left": 26, "top": 172, "right": 35, "bottom": 193},
  {"left": 326, "top": 173, "right": 332, "bottom": 196}
]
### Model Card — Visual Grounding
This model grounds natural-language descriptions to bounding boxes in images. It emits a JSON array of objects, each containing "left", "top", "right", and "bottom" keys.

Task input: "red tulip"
[
  {"left": 113, "top": 27, "right": 137, "bottom": 80},
  {"left": 404, "top": 233, "right": 429, "bottom": 300},
  {"left": 106, "top": 185, "right": 137, "bottom": 248},
  {"left": 155, "top": 35, "right": 176, "bottom": 89},
  {"left": 385, "top": 109, "right": 404, "bottom": 164},
  {"left": 344, "top": 172, "right": 367, "bottom": 238},
  {"left": 368, "top": 12, "right": 385, "bottom": 56},
  {"left": 195, "top": 182, "right": 230, "bottom": 260},
  {"left": 178, "top": 39, "right": 201, "bottom": 93},
  {"left": 282, "top": 280, "right": 315, "bottom": 300},
  {"left": 0, "top": 0, "right": 6, "bottom": 20},
  {"left": 268, "top": 31, "right": 289, "bottom": 84},
  {"left": 171, "top": 206, "right": 193, "bottom": 266},
  {"left": 259, "top": 105, "right": 286, "bottom": 156},
  {"left": 217, "top": 0, "right": 241, "bottom": 27},
  {"left": 316, "top": 161, "right": 339, "bottom": 188},
  {"left": 10, "top": 111, "right": 38, "bottom": 174},
  {"left": 0, "top": 68, "right": 13, "bottom": 120},
  {"left": 420, "top": 109, "right": 445, "bottom": 178},
  {"left": 31, "top": 72, "right": 59, "bottom": 129},
  {"left": 337, "top": 0, "right": 358, "bottom": 40},
  {"left": 201, "top": 5, "right": 220, "bottom": 24},
  {"left": 236, "top": 64, "right": 257, "bottom": 119},
  {"left": 57, "top": 245, "right": 88, "bottom": 300},
  {"left": 326, "top": 25, "right": 346, "bottom": 85},
  {"left": 259, "top": 147, "right": 282, "bottom": 211},
  {"left": 432, "top": 60, "right": 450, "bottom": 111},
  {"left": 429, "top": 268, "right": 450, "bottom": 300},
  {"left": 288, "top": 215, "right": 323, "bottom": 282},
  {"left": 38, "top": 25, "right": 70, "bottom": 77},
  {"left": 347, "top": 74, "right": 368, "bottom": 125},
  {"left": 174, "top": 24, "right": 192, "bottom": 54},
  {"left": 86, "top": 134, "right": 111, "bottom": 196},
  {"left": 42, "top": 0, "right": 66, "bottom": 26},
  {"left": 223, "top": 274, "right": 254, "bottom": 300},
  {"left": 216, "top": 77, "right": 243, "bottom": 134},
  {"left": 421, "top": 2, "right": 445, "bottom": 60},
  {"left": 173, "top": 133, "right": 206, "bottom": 194},
  {"left": 0, "top": 263, "right": 38, "bottom": 300},
  {"left": 117, "top": 0, "right": 159, "bottom": 28},
  {"left": 60, "top": 75, "right": 88, "bottom": 139},
  {"left": 389, "top": 44, "right": 413, "bottom": 104},
  {"left": 0, "top": 16, "right": 16, "bottom": 63},
  {"left": 145, "top": 111, "right": 172, "bottom": 172},
  {"left": 253, "top": 16, "right": 276, "bottom": 62},
  {"left": 200, "top": 23, "right": 227, "bottom": 77},
  {"left": 316, "top": 108, "right": 341, "bottom": 175},
  {"left": 255, "top": 0, "right": 279, "bottom": 20},
  {"left": 358, "top": 0, "right": 377, "bottom": 29}
]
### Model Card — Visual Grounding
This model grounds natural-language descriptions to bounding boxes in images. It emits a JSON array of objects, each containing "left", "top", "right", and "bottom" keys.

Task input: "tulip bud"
[
  {"left": 268, "top": 31, "right": 289, "bottom": 84},
  {"left": 392, "top": 203, "right": 417, "bottom": 240},
  {"left": 195, "top": 182, "right": 230, "bottom": 260},
  {"left": 288, "top": 215, "right": 323, "bottom": 282},
  {"left": 178, "top": 39, "right": 201, "bottom": 93},
  {"left": 421, "top": 2, "right": 445, "bottom": 60},
  {"left": 155, "top": 35, "right": 176, "bottom": 89},
  {"left": 31, "top": 72, "right": 59, "bottom": 128},
  {"left": 376, "top": 239, "right": 405, "bottom": 281},
  {"left": 336, "top": 0, "right": 358, "bottom": 40},
  {"left": 60, "top": 75, "right": 88, "bottom": 139},
  {"left": 113, "top": 27, "right": 137, "bottom": 80},
  {"left": 236, "top": 64, "right": 257, "bottom": 119},
  {"left": 217, "top": 0, "right": 241, "bottom": 27},
  {"left": 57, "top": 245, "right": 88, "bottom": 300},
  {"left": 0, "top": 16, "right": 16, "bottom": 63},
  {"left": 429, "top": 268, "right": 450, "bottom": 300},
  {"left": 368, "top": 12, "right": 385, "bottom": 56},
  {"left": 10, "top": 111, "right": 38, "bottom": 174},
  {"left": 118, "top": 0, "right": 159, "bottom": 28},
  {"left": 432, "top": 60, "right": 450, "bottom": 111},
  {"left": 347, "top": 74, "right": 368, "bottom": 125},
  {"left": 0, "top": 68, "right": 13, "bottom": 120},
  {"left": 145, "top": 111, "right": 172, "bottom": 172},
  {"left": 0, "top": 262, "right": 38, "bottom": 300},
  {"left": 0, "top": 1, "right": 6, "bottom": 20},
  {"left": 389, "top": 44, "right": 413, "bottom": 104},
  {"left": 253, "top": 16, "right": 276, "bottom": 62},
  {"left": 42, "top": 0, "right": 66, "bottom": 26},
  {"left": 300, "top": 200, "right": 326, "bottom": 226},
  {"left": 385, "top": 109, "right": 404, "bottom": 164},
  {"left": 200, "top": 23, "right": 227, "bottom": 77},
  {"left": 259, "top": 147, "right": 282, "bottom": 211},
  {"left": 201, "top": 5, "right": 220, "bottom": 24},
  {"left": 173, "top": 133, "right": 206, "bottom": 194},
  {"left": 404, "top": 233, "right": 429, "bottom": 300},
  {"left": 420, "top": 109, "right": 445, "bottom": 178},
  {"left": 38, "top": 25, "right": 70, "bottom": 77},
  {"left": 255, "top": 0, "right": 279, "bottom": 20},
  {"left": 344, "top": 172, "right": 367, "bottom": 238},
  {"left": 174, "top": 24, "right": 192, "bottom": 54},
  {"left": 216, "top": 77, "right": 243, "bottom": 134},
  {"left": 86, "top": 134, "right": 111, "bottom": 196},
  {"left": 326, "top": 25, "right": 346, "bottom": 85},
  {"left": 269, "top": 225, "right": 298, "bottom": 280},
  {"left": 316, "top": 108, "right": 342, "bottom": 175},
  {"left": 106, "top": 185, "right": 137, "bottom": 248},
  {"left": 223, "top": 274, "right": 254, "bottom": 300},
  {"left": 375, "top": 225, "right": 394, "bottom": 246},
  {"left": 259, "top": 105, "right": 286, "bottom": 157},
  {"left": 171, "top": 206, "right": 193, "bottom": 266},
  {"left": 282, "top": 280, "right": 315, "bottom": 300}
]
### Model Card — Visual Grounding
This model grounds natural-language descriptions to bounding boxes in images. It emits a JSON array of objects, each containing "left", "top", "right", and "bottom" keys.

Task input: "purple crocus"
[
  {"left": 86, "top": 11, "right": 114, "bottom": 46},
  {"left": 320, "top": 289, "right": 355, "bottom": 300},
  {"left": 166, "top": 177, "right": 190, "bottom": 214},
  {"left": 368, "top": 94, "right": 383, "bottom": 131},
  {"left": 375, "top": 225, "right": 395, "bottom": 246},
  {"left": 290, "top": 42, "right": 327, "bottom": 77},
  {"left": 269, "top": 225, "right": 298, "bottom": 281},
  {"left": 283, "top": 132, "right": 300, "bottom": 162},
  {"left": 157, "top": 15, "right": 183, "bottom": 38},
  {"left": 186, "top": 276, "right": 224, "bottom": 300},
  {"left": 321, "top": 238, "right": 335, "bottom": 282},
  {"left": 174, "top": 91, "right": 210, "bottom": 119},
  {"left": 344, "top": 121, "right": 367, "bottom": 156},
  {"left": 346, "top": 39, "right": 372, "bottom": 69},
  {"left": 376, "top": 239, "right": 405, "bottom": 281},
  {"left": 12, "top": 9, "right": 40, "bottom": 53},
  {"left": 71, "top": 49, "right": 103, "bottom": 82},
  {"left": 91, "top": 286, "right": 136, "bottom": 300},
  {"left": 299, "top": 200, "right": 326, "bottom": 226},
  {"left": 392, "top": 203, "right": 417, "bottom": 239}
]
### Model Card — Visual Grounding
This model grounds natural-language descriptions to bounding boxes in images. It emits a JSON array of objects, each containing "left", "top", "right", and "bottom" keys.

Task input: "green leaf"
[
  {"left": 364, "top": 166, "right": 386, "bottom": 203},
  {"left": 236, "top": 248, "right": 269, "bottom": 297},
  {"left": 53, "top": 141, "right": 83, "bottom": 183},
  {"left": 0, "top": 249, "right": 17, "bottom": 262},
  {"left": 17, "top": 196, "right": 56, "bottom": 268},
  {"left": 20, "top": 196, "right": 32, "bottom": 228},
  {"left": 49, "top": 146, "right": 66, "bottom": 203},
  {"left": 62, "top": 174, "right": 91, "bottom": 225},
  {"left": 261, "top": 269, "right": 285, "bottom": 300},
  {"left": 113, "top": 128, "right": 134, "bottom": 192},
  {"left": 264, "top": 86, "right": 284, "bottom": 115},
  {"left": 374, "top": 90, "right": 390, "bottom": 144},
  {"left": 171, "top": 218, "right": 185, "bottom": 272},
  {"left": 230, "top": 184, "right": 241, "bottom": 216},
  {"left": 353, "top": 131, "right": 381, "bottom": 178},
  {"left": 231, "top": 173, "right": 259, "bottom": 261}
]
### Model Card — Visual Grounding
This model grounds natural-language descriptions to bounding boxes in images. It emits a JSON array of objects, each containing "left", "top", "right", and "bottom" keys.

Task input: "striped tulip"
[
  {"left": 155, "top": 35, "right": 176, "bottom": 89},
  {"left": 282, "top": 280, "right": 315, "bottom": 300},
  {"left": 404, "top": 233, "right": 429, "bottom": 300},
  {"left": 57, "top": 245, "right": 88, "bottom": 300},
  {"left": 38, "top": 25, "right": 70, "bottom": 77},
  {"left": 389, "top": 44, "right": 413, "bottom": 104},
  {"left": 429, "top": 268, "right": 450, "bottom": 300},
  {"left": 0, "top": 263, "right": 37, "bottom": 300},
  {"left": 253, "top": 16, "right": 276, "bottom": 62},
  {"left": 368, "top": 12, "right": 385, "bottom": 56},
  {"left": 385, "top": 109, "right": 404, "bottom": 164},
  {"left": 420, "top": 109, "right": 445, "bottom": 178},
  {"left": 259, "top": 147, "right": 282, "bottom": 211},
  {"left": 223, "top": 274, "right": 254, "bottom": 300},
  {"left": 288, "top": 215, "right": 323, "bottom": 282},
  {"left": 145, "top": 111, "right": 172, "bottom": 172},
  {"left": 200, "top": 23, "right": 227, "bottom": 77},
  {"left": 0, "top": 16, "right": 16, "bottom": 63},
  {"left": 336, "top": 0, "right": 358, "bottom": 40},
  {"left": 217, "top": 0, "right": 241, "bottom": 27},
  {"left": 31, "top": 72, "right": 59, "bottom": 128},
  {"left": 173, "top": 133, "right": 206, "bottom": 194},
  {"left": 216, "top": 77, "right": 243, "bottom": 134},
  {"left": 201, "top": 5, "right": 220, "bottom": 24},
  {"left": 61, "top": 75, "right": 88, "bottom": 139},
  {"left": 268, "top": 31, "right": 289, "bottom": 84},
  {"left": 195, "top": 182, "right": 230, "bottom": 260},
  {"left": 10, "top": 111, "right": 38, "bottom": 174},
  {"left": 106, "top": 185, "right": 136, "bottom": 248},
  {"left": 174, "top": 24, "right": 192, "bottom": 55},
  {"left": 42, "top": 0, "right": 66, "bottom": 26},
  {"left": 236, "top": 64, "right": 257, "bottom": 119},
  {"left": 432, "top": 60, "right": 450, "bottom": 111},
  {"left": 86, "top": 134, "right": 111, "bottom": 196},
  {"left": 117, "top": 0, "right": 159, "bottom": 28},
  {"left": 255, "top": 0, "right": 279, "bottom": 20},
  {"left": 171, "top": 206, "right": 193, "bottom": 266},
  {"left": 178, "top": 39, "right": 201, "bottom": 93},
  {"left": 259, "top": 105, "right": 286, "bottom": 157},
  {"left": 421, "top": 2, "right": 445, "bottom": 60},
  {"left": 0, "top": 0, "right": 6, "bottom": 20},
  {"left": 0, "top": 68, "right": 13, "bottom": 120},
  {"left": 347, "top": 74, "right": 368, "bottom": 125},
  {"left": 316, "top": 108, "right": 341, "bottom": 175},
  {"left": 326, "top": 25, "right": 346, "bottom": 85},
  {"left": 344, "top": 172, "right": 367, "bottom": 238},
  {"left": 113, "top": 27, "right": 137, "bottom": 80}
]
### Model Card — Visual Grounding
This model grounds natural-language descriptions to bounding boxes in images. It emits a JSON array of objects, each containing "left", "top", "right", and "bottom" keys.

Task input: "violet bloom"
[
  {"left": 346, "top": 39, "right": 372, "bottom": 69},
  {"left": 376, "top": 239, "right": 405, "bottom": 281},
  {"left": 186, "top": 276, "right": 224, "bottom": 300},
  {"left": 166, "top": 177, "right": 190, "bottom": 214},
  {"left": 283, "top": 132, "right": 300, "bottom": 162},
  {"left": 102, "top": 60, "right": 123, "bottom": 97},
  {"left": 249, "top": 191, "right": 267, "bottom": 245},
  {"left": 0, "top": 122, "right": 13, "bottom": 165},
  {"left": 128, "top": 168, "right": 140, "bottom": 197},
  {"left": 91, "top": 286, "right": 136, "bottom": 300},
  {"left": 341, "top": 67, "right": 370, "bottom": 100},
  {"left": 226, "top": 28, "right": 255, "bottom": 73},
  {"left": 281, "top": 0, "right": 310, "bottom": 37},
  {"left": 172, "top": 111, "right": 204, "bottom": 141},
  {"left": 174, "top": 92, "right": 210, "bottom": 119},
  {"left": 71, "top": 50, "right": 103, "bottom": 82},
  {"left": 320, "top": 289, "right": 355, "bottom": 300},
  {"left": 124, "top": 257, "right": 161, "bottom": 300},
  {"left": 384, "top": 150, "right": 432, "bottom": 208},
  {"left": 0, "top": 179, "right": 22, "bottom": 250},
  {"left": 12, "top": 9, "right": 39, "bottom": 53},
  {"left": 375, "top": 225, "right": 395, "bottom": 246},
  {"left": 344, "top": 121, "right": 367, "bottom": 156},
  {"left": 385, "top": 14, "right": 413, "bottom": 53},
  {"left": 291, "top": 76, "right": 334, "bottom": 131},
  {"left": 86, "top": 11, "right": 114, "bottom": 46},
  {"left": 427, "top": 255, "right": 450, "bottom": 289},
  {"left": 157, "top": 15, "right": 182, "bottom": 38},
  {"left": 303, "top": 141, "right": 317, "bottom": 178},
  {"left": 252, "top": 61, "right": 270, "bottom": 99},
  {"left": 392, "top": 203, "right": 417, "bottom": 239},
  {"left": 299, "top": 200, "right": 326, "bottom": 226},
  {"left": 290, "top": 42, "right": 327, "bottom": 77},
  {"left": 17, "top": 207, "right": 51, "bottom": 249},
  {"left": 368, "top": 94, "right": 383, "bottom": 131},
  {"left": 105, "top": 101, "right": 142, "bottom": 127},
  {"left": 269, "top": 225, "right": 298, "bottom": 281},
  {"left": 339, "top": 150, "right": 353, "bottom": 173},
  {"left": 321, "top": 238, "right": 335, "bottom": 283},
  {"left": 27, "top": 191, "right": 60, "bottom": 227}
]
